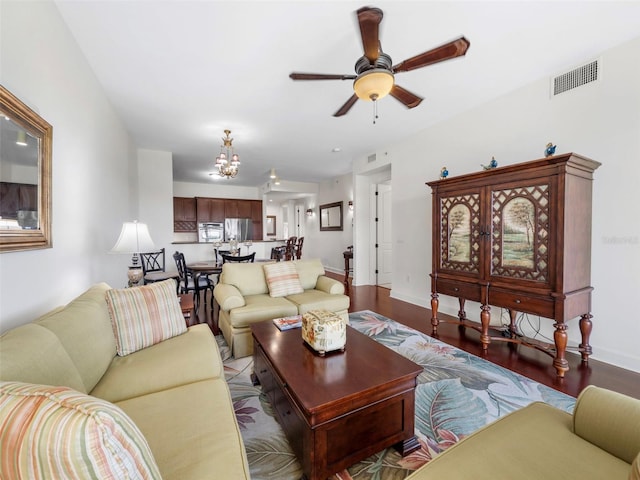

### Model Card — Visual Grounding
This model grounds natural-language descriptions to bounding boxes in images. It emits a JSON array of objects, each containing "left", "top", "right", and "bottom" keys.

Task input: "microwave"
[{"left": 198, "top": 222, "right": 224, "bottom": 243}]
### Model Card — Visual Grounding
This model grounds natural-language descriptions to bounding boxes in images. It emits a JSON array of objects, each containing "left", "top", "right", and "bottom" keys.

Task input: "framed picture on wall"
[
  {"left": 266, "top": 215, "right": 276, "bottom": 236},
  {"left": 319, "top": 202, "right": 343, "bottom": 231}
]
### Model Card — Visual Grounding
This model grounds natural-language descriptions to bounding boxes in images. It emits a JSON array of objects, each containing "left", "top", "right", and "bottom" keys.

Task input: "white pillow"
[
  {"left": 106, "top": 279, "right": 186, "bottom": 356},
  {"left": 263, "top": 262, "right": 304, "bottom": 297}
]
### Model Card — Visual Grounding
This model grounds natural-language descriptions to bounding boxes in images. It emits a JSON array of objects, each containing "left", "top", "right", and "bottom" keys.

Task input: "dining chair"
[
  {"left": 221, "top": 252, "right": 256, "bottom": 263},
  {"left": 173, "top": 251, "right": 214, "bottom": 311},
  {"left": 214, "top": 248, "right": 232, "bottom": 264},
  {"left": 140, "top": 248, "right": 165, "bottom": 284},
  {"left": 295, "top": 237, "right": 304, "bottom": 259},
  {"left": 270, "top": 246, "right": 285, "bottom": 262},
  {"left": 285, "top": 236, "right": 297, "bottom": 261}
]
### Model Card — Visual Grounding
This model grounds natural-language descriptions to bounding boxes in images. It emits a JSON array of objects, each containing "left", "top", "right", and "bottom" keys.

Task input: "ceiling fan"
[{"left": 289, "top": 6, "right": 470, "bottom": 117}]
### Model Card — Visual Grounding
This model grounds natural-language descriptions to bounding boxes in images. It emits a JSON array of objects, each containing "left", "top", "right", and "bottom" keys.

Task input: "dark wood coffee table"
[{"left": 251, "top": 321, "right": 422, "bottom": 480}]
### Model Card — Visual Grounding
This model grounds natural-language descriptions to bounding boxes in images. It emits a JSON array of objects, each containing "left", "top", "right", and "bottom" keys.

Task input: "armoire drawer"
[
  {"left": 489, "top": 290, "right": 555, "bottom": 318},
  {"left": 436, "top": 279, "right": 481, "bottom": 302}
]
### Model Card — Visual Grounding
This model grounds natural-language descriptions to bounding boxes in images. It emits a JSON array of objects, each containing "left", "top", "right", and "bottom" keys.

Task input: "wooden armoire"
[{"left": 426, "top": 153, "right": 600, "bottom": 377}]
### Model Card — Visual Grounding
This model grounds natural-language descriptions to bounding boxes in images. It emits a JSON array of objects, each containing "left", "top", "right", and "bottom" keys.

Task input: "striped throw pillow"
[
  {"left": 0, "top": 381, "right": 161, "bottom": 480},
  {"left": 106, "top": 279, "right": 186, "bottom": 356},
  {"left": 263, "top": 262, "right": 304, "bottom": 298}
]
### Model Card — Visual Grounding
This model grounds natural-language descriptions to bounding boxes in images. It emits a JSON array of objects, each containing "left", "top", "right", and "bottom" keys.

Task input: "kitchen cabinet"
[
  {"left": 0, "top": 182, "right": 38, "bottom": 219},
  {"left": 175, "top": 196, "right": 262, "bottom": 238},
  {"left": 251, "top": 200, "right": 263, "bottom": 240},
  {"left": 426, "top": 153, "right": 600, "bottom": 377},
  {"left": 223, "top": 199, "right": 252, "bottom": 219},
  {"left": 196, "top": 197, "right": 224, "bottom": 223},
  {"left": 173, "top": 197, "right": 197, "bottom": 232}
]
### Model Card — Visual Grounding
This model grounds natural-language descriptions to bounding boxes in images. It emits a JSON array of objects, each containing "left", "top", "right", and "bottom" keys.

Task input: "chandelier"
[{"left": 215, "top": 129, "right": 241, "bottom": 178}]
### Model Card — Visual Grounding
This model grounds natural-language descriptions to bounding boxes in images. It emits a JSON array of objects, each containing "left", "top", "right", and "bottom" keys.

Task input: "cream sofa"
[
  {"left": 405, "top": 385, "right": 640, "bottom": 480},
  {"left": 214, "top": 258, "right": 350, "bottom": 358},
  {"left": 0, "top": 282, "right": 250, "bottom": 480}
]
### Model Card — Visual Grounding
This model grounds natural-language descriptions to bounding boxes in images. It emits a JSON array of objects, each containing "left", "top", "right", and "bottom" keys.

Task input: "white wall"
[
  {"left": 355, "top": 37, "right": 640, "bottom": 372},
  {"left": 137, "top": 149, "right": 174, "bottom": 261},
  {"left": 0, "top": 0, "right": 134, "bottom": 332},
  {"left": 304, "top": 173, "right": 354, "bottom": 273}
]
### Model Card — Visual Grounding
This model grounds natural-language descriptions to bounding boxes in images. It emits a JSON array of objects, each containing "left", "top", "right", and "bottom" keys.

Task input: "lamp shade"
[
  {"left": 353, "top": 69, "right": 394, "bottom": 101},
  {"left": 110, "top": 221, "right": 155, "bottom": 254}
]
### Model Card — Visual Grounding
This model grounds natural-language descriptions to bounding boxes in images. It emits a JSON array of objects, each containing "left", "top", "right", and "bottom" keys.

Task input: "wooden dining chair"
[
  {"left": 172, "top": 251, "right": 214, "bottom": 311},
  {"left": 221, "top": 252, "right": 256, "bottom": 263},
  {"left": 214, "top": 248, "right": 232, "bottom": 264},
  {"left": 140, "top": 248, "right": 165, "bottom": 284},
  {"left": 285, "top": 236, "right": 297, "bottom": 261},
  {"left": 295, "top": 237, "right": 304, "bottom": 259}
]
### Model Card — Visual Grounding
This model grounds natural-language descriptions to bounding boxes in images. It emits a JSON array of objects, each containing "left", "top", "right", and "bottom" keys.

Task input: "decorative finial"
[
  {"left": 481, "top": 156, "right": 498, "bottom": 170},
  {"left": 544, "top": 142, "right": 557, "bottom": 157}
]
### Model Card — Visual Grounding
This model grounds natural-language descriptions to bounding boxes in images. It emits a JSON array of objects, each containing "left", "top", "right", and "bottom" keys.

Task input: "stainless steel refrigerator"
[{"left": 224, "top": 218, "right": 252, "bottom": 242}]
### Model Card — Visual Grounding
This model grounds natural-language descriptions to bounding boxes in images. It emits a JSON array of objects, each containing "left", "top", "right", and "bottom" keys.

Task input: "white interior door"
[{"left": 377, "top": 183, "right": 392, "bottom": 286}]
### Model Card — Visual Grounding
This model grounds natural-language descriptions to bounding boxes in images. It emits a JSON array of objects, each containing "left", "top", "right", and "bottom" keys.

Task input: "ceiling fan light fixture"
[{"left": 353, "top": 69, "right": 394, "bottom": 101}]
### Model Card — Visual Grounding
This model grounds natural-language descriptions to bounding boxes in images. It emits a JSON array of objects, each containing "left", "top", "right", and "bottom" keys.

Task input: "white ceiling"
[{"left": 54, "top": 1, "right": 640, "bottom": 188}]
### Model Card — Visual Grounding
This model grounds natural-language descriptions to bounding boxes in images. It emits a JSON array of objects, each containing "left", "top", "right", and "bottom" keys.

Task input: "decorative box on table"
[{"left": 302, "top": 310, "right": 346, "bottom": 356}]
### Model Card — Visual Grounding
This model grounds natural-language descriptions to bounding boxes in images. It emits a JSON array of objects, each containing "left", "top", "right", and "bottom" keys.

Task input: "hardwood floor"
[
  {"left": 346, "top": 282, "right": 640, "bottom": 400},
  {"left": 195, "top": 275, "right": 640, "bottom": 400}
]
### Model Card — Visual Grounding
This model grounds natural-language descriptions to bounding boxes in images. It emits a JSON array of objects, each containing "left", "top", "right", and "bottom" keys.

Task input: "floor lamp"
[{"left": 110, "top": 221, "right": 155, "bottom": 287}]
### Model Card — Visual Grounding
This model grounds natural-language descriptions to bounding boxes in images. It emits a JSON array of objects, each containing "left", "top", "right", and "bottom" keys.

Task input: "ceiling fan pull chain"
[{"left": 373, "top": 98, "right": 379, "bottom": 124}]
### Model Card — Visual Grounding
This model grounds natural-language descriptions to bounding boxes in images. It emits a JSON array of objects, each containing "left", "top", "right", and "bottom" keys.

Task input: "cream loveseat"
[
  {"left": 0, "top": 281, "right": 250, "bottom": 480},
  {"left": 214, "top": 258, "right": 350, "bottom": 358},
  {"left": 405, "top": 385, "right": 640, "bottom": 480}
]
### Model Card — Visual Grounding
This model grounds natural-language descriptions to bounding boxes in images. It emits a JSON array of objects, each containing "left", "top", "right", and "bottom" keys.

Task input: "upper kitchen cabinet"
[
  {"left": 173, "top": 197, "right": 197, "bottom": 232},
  {"left": 225, "top": 199, "right": 252, "bottom": 218},
  {"left": 196, "top": 197, "right": 225, "bottom": 223},
  {"left": 0, "top": 182, "right": 37, "bottom": 219},
  {"left": 251, "top": 200, "right": 263, "bottom": 240}
]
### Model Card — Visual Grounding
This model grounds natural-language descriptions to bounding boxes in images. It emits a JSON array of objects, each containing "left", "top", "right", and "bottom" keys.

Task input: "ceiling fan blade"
[
  {"left": 290, "top": 73, "right": 356, "bottom": 81},
  {"left": 390, "top": 85, "right": 423, "bottom": 109},
  {"left": 357, "top": 6, "right": 383, "bottom": 63},
  {"left": 392, "top": 36, "right": 470, "bottom": 73},
  {"left": 333, "top": 94, "right": 359, "bottom": 117}
]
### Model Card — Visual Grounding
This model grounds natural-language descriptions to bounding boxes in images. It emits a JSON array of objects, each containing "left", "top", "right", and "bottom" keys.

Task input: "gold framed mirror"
[{"left": 0, "top": 85, "right": 52, "bottom": 252}]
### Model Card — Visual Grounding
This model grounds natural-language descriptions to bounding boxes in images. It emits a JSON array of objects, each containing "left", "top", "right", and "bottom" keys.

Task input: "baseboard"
[
  {"left": 324, "top": 266, "right": 344, "bottom": 276},
  {"left": 389, "top": 290, "right": 430, "bottom": 309},
  {"left": 590, "top": 346, "right": 640, "bottom": 374}
]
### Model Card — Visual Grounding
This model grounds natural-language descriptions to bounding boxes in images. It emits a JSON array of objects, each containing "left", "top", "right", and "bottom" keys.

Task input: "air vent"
[
  {"left": 367, "top": 153, "right": 377, "bottom": 163},
  {"left": 552, "top": 59, "right": 600, "bottom": 96}
]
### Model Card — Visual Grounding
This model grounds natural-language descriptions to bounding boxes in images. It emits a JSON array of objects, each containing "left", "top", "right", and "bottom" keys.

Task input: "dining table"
[
  {"left": 185, "top": 261, "right": 223, "bottom": 333},
  {"left": 186, "top": 261, "right": 223, "bottom": 276}
]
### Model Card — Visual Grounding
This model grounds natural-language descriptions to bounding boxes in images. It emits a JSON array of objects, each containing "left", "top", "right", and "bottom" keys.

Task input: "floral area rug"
[{"left": 220, "top": 310, "right": 576, "bottom": 480}]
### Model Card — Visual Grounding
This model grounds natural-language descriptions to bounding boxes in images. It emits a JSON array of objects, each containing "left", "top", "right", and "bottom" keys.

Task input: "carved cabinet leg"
[
  {"left": 457, "top": 297, "right": 466, "bottom": 324},
  {"left": 579, "top": 313, "right": 593, "bottom": 363},
  {"left": 553, "top": 321, "right": 569, "bottom": 377},
  {"left": 508, "top": 309, "right": 518, "bottom": 338},
  {"left": 480, "top": 304, "right": 491, "bottom": 351},
  {"left": 430, "top": 292, "right": 439, "bottom": 335}
]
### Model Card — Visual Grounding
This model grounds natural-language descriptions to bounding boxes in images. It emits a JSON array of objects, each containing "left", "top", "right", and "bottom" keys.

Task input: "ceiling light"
[
  {"left": 270, "top": 168, "right": 277, "bottom": 179},
  {"left": 214, "top": 129, "right": 241, "bottom": 179},
  {"left": 274, "top": 177, "right": 281, "bottom": 185},
  {"left": 353, "top": 69, "right": 394, "bottom": 102},
  {"left": 16, "top": 131, "right": 28, "bottom": 146}
]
